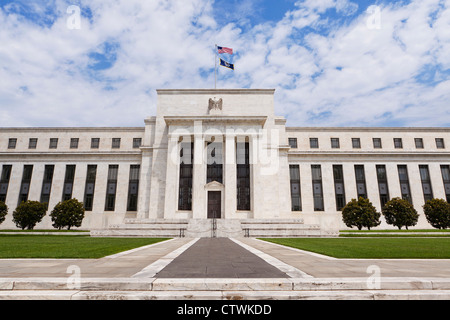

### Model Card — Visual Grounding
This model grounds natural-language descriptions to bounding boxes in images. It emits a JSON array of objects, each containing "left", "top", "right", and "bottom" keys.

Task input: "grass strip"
[
  {"left": 261, "top": 238, "right": 450, "bottom": 259},
  {"left": 340, "top": 233, "right": 450, "bottom": 237},
  {"left": 340, "top": 229, "right": 450, "bottom": 233},
  {"left": 0, "top": 235, "right": 170, "bottom": 259}
]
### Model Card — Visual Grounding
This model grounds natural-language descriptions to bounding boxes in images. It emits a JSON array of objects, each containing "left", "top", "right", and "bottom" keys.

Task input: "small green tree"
[
  {"left": 0, "top": 201, "right": 8, "bottom": 225},
  {"left": 50, "top": 199, "right": 85, "bottom": 230},
  {"left": 423, "top": 198, "right": 450, "bottom": 229},
  {"left": 12, "top": 201, "right": 47, "bottom": 230},
  {"left": 382, "top": 197, "right": 419, "bottom": 230},
  {"left": 342, "top": 197, "right": 381, "bottom": 230}
]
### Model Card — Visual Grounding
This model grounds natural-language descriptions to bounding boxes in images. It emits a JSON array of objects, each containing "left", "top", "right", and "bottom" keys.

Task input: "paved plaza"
[{"left": 1, "top": 237, "right": 450, "bottom": 300}]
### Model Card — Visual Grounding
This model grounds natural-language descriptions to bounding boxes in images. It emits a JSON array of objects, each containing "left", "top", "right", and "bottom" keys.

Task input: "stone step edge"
[
  {"left": 1, "top": 278, "right": 450, "bottom": 292},
  {"left": 3, "top": 290, "right": 450, "bottom": 300},
  {"left": 123, "top": 218, "right": 304, "bottom": 224}
]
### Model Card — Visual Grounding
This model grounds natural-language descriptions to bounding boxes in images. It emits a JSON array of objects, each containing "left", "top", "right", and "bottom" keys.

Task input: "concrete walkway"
[
  {"left": 1, "top": 237, "right": 450, "bottom": 300},
  {"left": 155, "top": 238, "right": 288, "bottom": 278},
  {"left": 238, "top": 238, "right": 450, "bottom": 278},
  {"left": 0, "top": 237, "right": 194, "bottom": 278}
]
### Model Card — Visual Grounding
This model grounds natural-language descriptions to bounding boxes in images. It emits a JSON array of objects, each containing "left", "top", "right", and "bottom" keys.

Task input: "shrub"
[
  {"left": 423, "top": 198, "right": 450, "bottom": 229},
  {"left": 50, "top": 199, "right": 85, "bottom": 230},
  {"left": 382, "top": 197, "right": 419, "bottom": 230},
  {"left": 0, "top": 201, "right": 8, "bottom": 225},
  {"left": 342, "top": 197, "right": 381, "bottom": 230},
  {"left": 12, "top": 201, "right": 47, "bottom": 230}
]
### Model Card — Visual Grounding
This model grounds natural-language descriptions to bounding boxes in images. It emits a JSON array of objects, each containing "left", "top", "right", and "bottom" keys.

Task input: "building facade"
[{"left": 0, "top": 89, "right": 449, "bottom": 236}]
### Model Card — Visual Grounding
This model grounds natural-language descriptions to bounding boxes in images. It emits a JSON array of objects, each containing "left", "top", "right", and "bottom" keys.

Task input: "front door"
[{"left": 208, "top": 191, "right": 221, "bottom": 219}]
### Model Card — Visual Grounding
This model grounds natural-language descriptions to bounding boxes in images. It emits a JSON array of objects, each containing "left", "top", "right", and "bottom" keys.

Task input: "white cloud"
[{"left": 0, "top": 0, "right": 449, "bottom": 128}]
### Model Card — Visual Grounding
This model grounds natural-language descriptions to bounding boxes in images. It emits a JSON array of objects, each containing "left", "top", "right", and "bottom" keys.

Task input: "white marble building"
[{"left": 0, "top": 89, "right": 449, "bottom": 236}]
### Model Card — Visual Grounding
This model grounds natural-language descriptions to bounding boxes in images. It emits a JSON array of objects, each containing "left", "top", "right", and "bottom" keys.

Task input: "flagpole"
[{"left": 214, "top": 44, "right": 217, "bottom": 89}]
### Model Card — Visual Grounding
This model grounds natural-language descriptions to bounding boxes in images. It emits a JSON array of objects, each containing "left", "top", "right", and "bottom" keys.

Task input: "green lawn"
[
  {"left": 261, "top": 238, "right": 450, "bottom": 259},
  {"left": 0, "top": 235, "right": 170, "bottom": 259},
  {"left": 340, "top": 229, "right": 450, "bottom": 233},
  {"left": 339, "top": 229, "right": 450, "bottom": 237}
]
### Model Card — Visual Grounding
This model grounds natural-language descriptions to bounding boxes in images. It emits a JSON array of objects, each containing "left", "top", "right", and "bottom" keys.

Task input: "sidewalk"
[
  {"left": 0, "top": 237, "right": 193, "bottom": 278},
  {"left": 239, "top": 238, "right": 450, "bottom": 278},
  {"left": 1, "top": 237, "right": 450, "bottom": 300}
]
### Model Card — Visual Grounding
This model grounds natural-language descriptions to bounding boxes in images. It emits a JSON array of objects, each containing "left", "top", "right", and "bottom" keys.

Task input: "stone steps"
[
  {"left": 3, "top": 289, "right": 450, "bottom": 300},
  {"left": 240, "top": 224, "right": 319, "bottom": 230},
  {"left": 91, "top": 218, "right": 331, "bottom": 238},
  {"left": 90, "top": 229, "right": 187, "bottom": 238},
  {"left": 241, "top": 219, "right": 305, "bottom": 224},
  {"left": 3, "top": 277, "right": 450, "bottom": 291},
  {"left": 91, "top": 219, "right": 189, "bottom": 237},
  {"left": 241, "top": 219, "right": 323, "bottom": 238},
  {"left": 2, "top": 278, "right": 450, "bottom": 300},
  {"left": 109, "top": 224, "right": 188, "bottom": 230}
]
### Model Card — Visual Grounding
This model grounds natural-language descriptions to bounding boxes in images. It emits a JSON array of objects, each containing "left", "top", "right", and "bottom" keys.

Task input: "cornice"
[
  {"left": 0, "top": 127, "right": 145, "bottom": 132},
  {"left": 157, "top": 89, "right": 275, "bottom": 95},
  {"left": 164, "top": 116, "right": 267, "bottom": 126},
  {"left": 286, "top": 127, "right": 450, "bottom": 132}
]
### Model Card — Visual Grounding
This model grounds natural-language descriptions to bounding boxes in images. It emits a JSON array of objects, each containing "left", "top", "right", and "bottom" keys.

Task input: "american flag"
[{"left": 217, "top": 46, "right": 233, "bottom": 54}]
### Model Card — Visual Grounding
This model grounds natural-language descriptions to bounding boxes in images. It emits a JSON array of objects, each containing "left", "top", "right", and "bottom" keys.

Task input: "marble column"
[
  {"left": 163, "top": 134, "right": 180, "bottom": 219},
  {"left": 224, "top": 132, "right": 236, "bottom": 219},
  {"left": 137, "top": 147, "right": 153, "bottom": 219},
  {"left": 192, "top": 121, "right": 206, "bottom": 219}
]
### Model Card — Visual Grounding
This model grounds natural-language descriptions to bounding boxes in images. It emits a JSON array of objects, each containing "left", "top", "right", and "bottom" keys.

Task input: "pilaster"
[
  {"left": 192, "top": 121, "right": 206, "bottom": 219},
  {"left": 224, "top": 133, "right": 236, "bottom": 219},
  {"left": 163, "top": 134, "right": 180, "bottom": 219}
]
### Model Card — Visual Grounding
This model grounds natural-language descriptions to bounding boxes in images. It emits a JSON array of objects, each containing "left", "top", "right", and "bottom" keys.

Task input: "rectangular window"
[
  {"left": 112, "top": 138, "right": 121, "bottom": 149},
  {"left": 70, "top": 138, "right": 79, "bottom": 149},
  {"left": 415, "top": 138, "right": 424, "bottom": 149},
  {"left": 394, "top": 138, "right": 403, "bottom": 149},
  {"left": 62, "top": 165, "right": 76, "bottom": 201},
  {"left": 436, "top": 138, "right": 445, "bottom": 149},
  {"left": 18, "top": 165, "right": 33, "bottom": 205},
  {"left": 312, "top": 165, "right": 324, "bottom": 211},
  {"left": 398, "top": 165, "right": 412, "bottom": 204},
  {"left": 354, "top": 165, "right": 367, "bottom": 199},
  {"left": 376, "top": 165, "right": 390, "bottom": 208},
  {"left": 207, "top": 142, "right": 223, "bottom": 184},
  {"left": 373, "top": 138, "right": 382, "bottom": 149},
  {"left": 49, "top": 138, "right": 58, "bottom": 149},
  {"left": 309, "top": 138, "right": 319, "bottom": 149},
  {"left": 178, "top": 142, "right": 193, "bottom": 211},
  {"left": 289, "top": 165, "right": 301, "bottom": 211},
  {"left": 84, "top": 165, "right": 97, "bottom": 211},
  {"left": 127, "top": 165, "right": 140, "bottom": 211},
  {"left": 237, "top": 141, "right": 251, "bottom": 210},
  {"left": 352, "top": 138, "right": 361, "bottom": 149},
  {"left": 8, "top": 138, "right": 17, "bottom": 149},
  {"left": 105, "top": 165, "right": 118, "bottom": 211},
  {"left": 0, "top": 165, "right": 12, "bottom": 203},
  {"left": 91, "top": 138, "right": 100, "bottom": 149},
  {"left": 419, "top": 165, "right": 433, "bottom": 202},
  {"left": 28, "top": 138, "right": 38, "bottom": 149},
  {"left": 441, "top": 165, "right": 450, "bottom": 203},
  {"left": 288, "top": 138, "right": 298, "bottom": 149},
  {"left": 331, "top": 138, "right": 340, "bottom": 149},
  {"left": 133, "top": 138, "right": 142, "bottom": 149},
  {"left": 40, "top": 165, "right": 54, "bottom": 208},
  {"left": 333, "top": 165, "right": 346, "bottom": 211}
]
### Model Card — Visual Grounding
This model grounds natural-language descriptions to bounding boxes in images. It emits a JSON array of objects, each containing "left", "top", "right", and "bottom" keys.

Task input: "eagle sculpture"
[{"left": 208, "top": 98, "right": 223, "bottom": 111}]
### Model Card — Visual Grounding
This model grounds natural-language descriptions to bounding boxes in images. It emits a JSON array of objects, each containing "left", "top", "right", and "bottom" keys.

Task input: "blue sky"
[{"left": 0, "top": 0, "right": 449, "bottom": 127}]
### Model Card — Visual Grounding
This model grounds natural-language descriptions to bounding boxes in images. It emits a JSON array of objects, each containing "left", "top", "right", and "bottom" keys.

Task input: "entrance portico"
[{"left": 137, "top": 89, "right": 293, "bottom": 223}]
